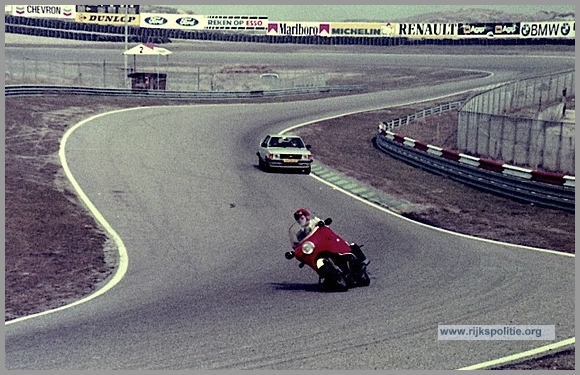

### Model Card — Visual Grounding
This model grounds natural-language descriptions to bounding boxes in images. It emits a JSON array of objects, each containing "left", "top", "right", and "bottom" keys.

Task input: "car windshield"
[{"left": 269, "top": 137, "right": 304, "bottom": 148}]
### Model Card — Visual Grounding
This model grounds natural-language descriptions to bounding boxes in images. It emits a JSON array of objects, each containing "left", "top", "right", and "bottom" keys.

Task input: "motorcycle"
[{"left": 285, "top": 217, "right": 370, "bottom": 291}]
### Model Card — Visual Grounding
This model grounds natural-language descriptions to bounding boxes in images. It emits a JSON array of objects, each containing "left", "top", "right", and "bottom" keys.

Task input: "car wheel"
[
  {"left": 258, "top": 155, "right": 265, "bottom": 169},
  {"left": 303, "top": 167, "right": 311, "bottom": 175}
]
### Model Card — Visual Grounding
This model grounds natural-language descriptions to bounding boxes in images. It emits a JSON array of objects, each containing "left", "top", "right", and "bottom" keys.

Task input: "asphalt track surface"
[{"left": 4, "top": 42, "right": 575, "bottom": 370}]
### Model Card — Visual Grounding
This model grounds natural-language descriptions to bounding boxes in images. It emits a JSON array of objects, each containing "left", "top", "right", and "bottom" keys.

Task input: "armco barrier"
[
  {"left": 376, "top": 121, "right": 575, "bottom": 212},
  {"left": 4, "top": 84, "right": 364, "bottom": 99}
]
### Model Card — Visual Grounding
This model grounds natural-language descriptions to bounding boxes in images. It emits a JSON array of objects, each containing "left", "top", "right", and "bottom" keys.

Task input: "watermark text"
[{"left": 438, "top": 325, "right": 555, "bottom": 340}]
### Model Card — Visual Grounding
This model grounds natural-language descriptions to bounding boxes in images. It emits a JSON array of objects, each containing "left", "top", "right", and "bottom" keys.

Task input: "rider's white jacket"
[{"left": 288, "top": 215, "right": 322, "bottom": 249}]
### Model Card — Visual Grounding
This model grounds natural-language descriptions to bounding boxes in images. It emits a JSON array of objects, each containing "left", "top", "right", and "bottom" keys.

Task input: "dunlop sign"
[{"left": 76, "top": 12, "right": 140, "bottom": 26}]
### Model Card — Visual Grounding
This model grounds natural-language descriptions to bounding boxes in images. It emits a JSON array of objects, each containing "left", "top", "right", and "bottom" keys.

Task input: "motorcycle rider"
[
  {"left": 286, "top": 207, "right": 370, "bottom": 289},
  {"left": 289, "top": 207, "right": 368, "bottom": 264},
  {"left": 289, "top": 207, "right": 322, "bottom": 249}
]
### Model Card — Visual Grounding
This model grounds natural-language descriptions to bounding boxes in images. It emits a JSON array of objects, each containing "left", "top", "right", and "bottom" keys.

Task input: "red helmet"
[{"left": 293, "top": 208, "right": 310, "bottom": 221}]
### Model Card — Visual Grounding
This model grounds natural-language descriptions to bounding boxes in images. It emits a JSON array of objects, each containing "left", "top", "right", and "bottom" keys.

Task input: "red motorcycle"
[{"left": 285, "top": 218, "right": 370, "bottom": 291}]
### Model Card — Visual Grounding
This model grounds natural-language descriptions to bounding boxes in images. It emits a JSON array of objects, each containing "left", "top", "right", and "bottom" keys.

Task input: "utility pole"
[{"left": 123, "top": 5, "right": 128, "bottom": 88}]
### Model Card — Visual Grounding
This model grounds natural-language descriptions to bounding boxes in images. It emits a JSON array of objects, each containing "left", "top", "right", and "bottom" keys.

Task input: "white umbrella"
[{"left": 123, "top": 43, "right": 172, "bottom": 88}]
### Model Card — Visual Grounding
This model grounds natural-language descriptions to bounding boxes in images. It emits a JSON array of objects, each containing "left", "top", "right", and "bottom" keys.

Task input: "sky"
[{"left": 169, "top": 4, "right": 576, "bottom": 22}]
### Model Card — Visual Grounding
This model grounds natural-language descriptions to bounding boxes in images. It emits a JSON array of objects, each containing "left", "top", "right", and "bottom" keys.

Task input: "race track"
[{"left": 5, "top": 44, "right": 575, "bottom": 370}]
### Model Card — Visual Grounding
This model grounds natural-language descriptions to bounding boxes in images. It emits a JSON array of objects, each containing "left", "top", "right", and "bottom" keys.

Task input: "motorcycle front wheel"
[
  {"left": 319, "top": 259, "right": 349, "bottom": 292},
  {"left": 356, "top": 269, "right": 371, "bottom": 287}
]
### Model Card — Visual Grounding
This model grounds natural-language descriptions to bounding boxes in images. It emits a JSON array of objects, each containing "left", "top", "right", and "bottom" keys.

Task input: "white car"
[{"left": 256, "top": 134, "right": 313, "bottom": 174}]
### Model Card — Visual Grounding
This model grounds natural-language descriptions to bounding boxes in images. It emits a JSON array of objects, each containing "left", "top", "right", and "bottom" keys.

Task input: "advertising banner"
[
  {"left": 329, "top": 22, "right": 398, "bottom": 37},
  {"left": 204, "top": 15, "right": 268, "bottom": 30},
  {"left": 140, "top": 13, "right": 268, "bottom": 30},
  {"left": 75, "top": 12, "right": 140, "bottom": 26},
  {"left": 140, "top": 13, "right": 205, "bottom": 29},
  {"left": 267, "top": 22, "right": 330, "bottom": 36},
  {"left": 11, "top": 4, "right": 75, "bottom": 19},
  {"left": 75, "top": 5, "right": 139, "bottom": 14},
  {"left": 520, "top": 21, "right": 575, "bottom": 38},
  {"left": 492, "top": 23, "right": 520, "bottom": 38},
  {"left": 398, "top": 23, "right": 458, "bottom": 39},
  {"left": 458, "top": 23, "right": 520, "bottom": 38}
]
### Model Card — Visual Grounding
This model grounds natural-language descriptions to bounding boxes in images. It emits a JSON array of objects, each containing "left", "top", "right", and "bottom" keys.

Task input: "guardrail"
[
  {"left": 381, "top": 101, "right": 463, "bottom": 132},
  {"left": 376, "top": 103, "right": 575, "bottom": 212},
  {"left": 4, "top": 84, "right": 365, "bottom": 99}
]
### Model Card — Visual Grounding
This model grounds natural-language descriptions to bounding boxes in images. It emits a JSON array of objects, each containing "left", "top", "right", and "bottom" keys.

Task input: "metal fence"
[
  {"left": 4, "top": 52, "right": 327, "bottom": 91},
  {"left": 457, "top": 70, "right": 575, "bottom": 174},
  {"left": 380, "top": 101, "right": 463, "bottom": 132}
]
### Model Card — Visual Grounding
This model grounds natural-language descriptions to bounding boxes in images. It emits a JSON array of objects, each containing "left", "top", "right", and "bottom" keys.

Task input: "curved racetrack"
[{"left": 5, "top": 44, "right": 575, "bottom": 370}]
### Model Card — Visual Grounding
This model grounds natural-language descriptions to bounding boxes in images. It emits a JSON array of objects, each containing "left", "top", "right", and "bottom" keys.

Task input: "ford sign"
[
  {"left": 144, "top": 16, "right": 168, "bottom": 26},
  {"left": 176, "top": 17, "right": 199, "bottom": 27}
]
